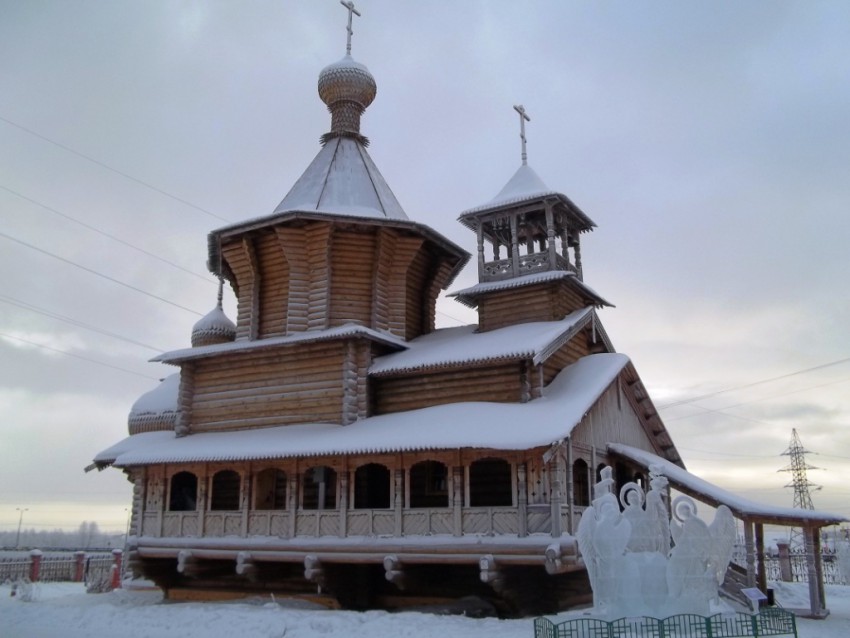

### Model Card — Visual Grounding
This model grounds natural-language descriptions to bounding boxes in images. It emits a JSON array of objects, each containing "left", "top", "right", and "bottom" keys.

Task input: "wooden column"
[
  {"left": 517, "top": 463, "right": 528, "bottom": 537},
  {"left": 197, "top": 468, "right": 207, "bottom": 537},
  {"left": 156, "top": 466, "right": 166, "bottom": 537},
  {"left": 550, "top": 454, "right": 564, "bottom": 537},
  {"left": 545, "top": 202, "right": 557, "bottom": 268},
  {"left": 476, "top": 222, "right": 485, "bottom": 279},
  {"left": 240, "top": 468, "right": 250, "bottom": 537},
  {"left": 566, "top": 439, "right": 574, "bottom": 535},
  {"left": 755, "top": 522, "right": 766, "bottom": 591},
  {"left": 452, "top": 466, "right": 463, "bottom": 537},
  {"left": 339, "top": 470, "right": 349, "bottom": 538},
  {"left": 510, "top": 216, "right": 519, "bottom": 277},
  {"left": 743, "top": 519, "right": 756, "bottom": 587},
  {"left": 288, "top": 472, "right": 298, "bottom": 538},
  {"left": 394, "top": 469, "right": 403, "bottom": 537},
  {"left": 805, "top": 526, "right": 821, "bottom": 616},
  {"left": 573, "top": 235, "right": 583, "bottom": 280}
]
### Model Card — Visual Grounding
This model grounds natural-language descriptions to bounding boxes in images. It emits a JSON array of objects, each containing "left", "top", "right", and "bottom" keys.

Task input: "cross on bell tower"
[{"left": 514, "top": 104, "right": 531, "bottom": 166}]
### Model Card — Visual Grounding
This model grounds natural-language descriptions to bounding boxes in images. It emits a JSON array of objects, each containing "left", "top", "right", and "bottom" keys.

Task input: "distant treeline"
[{"left": 0, "top": 521, "right": 125, "bottom": 550}]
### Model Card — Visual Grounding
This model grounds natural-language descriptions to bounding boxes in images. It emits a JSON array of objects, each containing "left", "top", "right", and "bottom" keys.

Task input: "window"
[
  {"left": 469, "top": 458, "right": 512, "bottom": 507},
  {"left": 409, "top": 460, "right": 448, "bottom": 508},
  {"left": 168, "top": 471, "right": 198, "bottom": 512},
  {"left": 210, "top": 470, "right": 241, "bottom": 511},
  {"left": 354, "top": 463, "right": 391, "bottom": 509},
  {"left": 573, "top": 459, "right": 590, "bottom": 507},
  {"left": 302, "top": 466, "right": 337, "bottom": 510},
  {"left": 254, "top": 469, "right": 287, "bottom": 510}
]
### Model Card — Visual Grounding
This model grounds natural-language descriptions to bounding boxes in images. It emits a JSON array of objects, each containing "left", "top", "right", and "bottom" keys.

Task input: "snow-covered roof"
[
  {"left": 609, "top": 443, "right": 847, "bottom": 526},
  {"left": 448, "top": 271, "right": 613, "bottom": 308},
  {"left": 130, "top": 374, "right": 179, "bottom": 417},
  {"left": 461, "top": 164, "right": 559, "bottom": 216},
  {"left": 272, "top": 136, "right": 407, "bottom": 220},
  {"left": 370, "top": 308, "right": 594, "bottom": 376},
  {"left": 458, "top": 163, "right": 596, "bottom": 230},
  {"left": 95, "top": 353, "right": 630, "bottom": 466},
  {"left": 152, "top": 324, "right": 408, "bottom": 365}
]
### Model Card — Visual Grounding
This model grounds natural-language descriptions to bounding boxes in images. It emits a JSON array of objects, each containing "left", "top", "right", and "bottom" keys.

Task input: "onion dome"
[
  {"left": 318, "top": 55, "right": 376, "bottom": 145},
  {"left": 191, "top": 281, "right": 236, "bottom": 347},
  {"left": 127, "top": 374, "right": 179, "bottom": 435}
]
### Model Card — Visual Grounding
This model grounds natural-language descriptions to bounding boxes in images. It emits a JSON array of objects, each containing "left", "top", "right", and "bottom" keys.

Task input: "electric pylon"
[{"left": 779, "top": 428, "right": 821, "bottom": 550}]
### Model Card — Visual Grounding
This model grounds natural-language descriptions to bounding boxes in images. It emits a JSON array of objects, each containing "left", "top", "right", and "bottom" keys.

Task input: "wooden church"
[{"left": 92, "top": 6, "right": 685, "bottom": 614}]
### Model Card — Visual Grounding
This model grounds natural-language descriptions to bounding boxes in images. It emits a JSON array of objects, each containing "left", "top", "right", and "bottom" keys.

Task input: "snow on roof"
[
  {"left": 129, "top": 374, "right": 179, "bottom": 417},
  {"left": 460, "top": 164, "right": 560, "bottom": 216},
  {"left": 369, "top": 308, "right": 594, "bottom": 376},
  {"left": 609, "top": 443, "right": 847, "bottom": 525},
  {"left": 97, "top": 353, "right": 629, "bottom": 466},
  {"left": 153, "top": 324, "right": 408, "bottom": 365},
  {"left": 272, "top": 137, "right": 408, "bottom": 221},
  {"left": 448, "top": 271, "right": 613, "bottom": 307}
]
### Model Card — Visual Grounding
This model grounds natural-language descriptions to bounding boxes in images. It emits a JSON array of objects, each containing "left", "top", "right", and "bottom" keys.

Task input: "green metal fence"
[{"left": 533, "top": 608, "right": 797, "bottom": 638}]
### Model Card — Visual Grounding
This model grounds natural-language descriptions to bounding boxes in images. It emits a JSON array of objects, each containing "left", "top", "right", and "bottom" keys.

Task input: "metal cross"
[
  {"left": 514, "top": 104, "right": 531, "bottom": 165},
  {"left": 340, "top": 1, "right": 361, "bottom": 56}
]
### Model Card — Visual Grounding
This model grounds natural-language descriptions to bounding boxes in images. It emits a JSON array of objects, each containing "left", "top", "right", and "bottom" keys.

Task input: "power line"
[
  {"left": 0, "top": 331, "right": 159, "bottom": 380},
  {"left": 0, "top": 113, "right": 232, "bottom": 223},
  {"left": 0, "top": 294, "right": 164, "bottom": 352},
  {"left": 1, "top": 183, "right": 215, "bottom": 283},
  {"left": 0, "top": 230, "right": 204, "bottom": 316},
  {"left": 664, "top": 375, "right": 850, "bottom": 423},
  {"left": 657, "top": 357, "right": 850, "bottom": 411}
]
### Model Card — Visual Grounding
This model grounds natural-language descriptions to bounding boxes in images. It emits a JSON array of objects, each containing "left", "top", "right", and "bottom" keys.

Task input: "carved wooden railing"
[{"left": 481, "top": 251, "right": 574, "bottom": 282}]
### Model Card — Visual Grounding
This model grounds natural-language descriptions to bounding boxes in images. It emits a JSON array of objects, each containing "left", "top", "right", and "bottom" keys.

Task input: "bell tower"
[{"left": 452, "top": 105, "right": 611, "bottom": 332}]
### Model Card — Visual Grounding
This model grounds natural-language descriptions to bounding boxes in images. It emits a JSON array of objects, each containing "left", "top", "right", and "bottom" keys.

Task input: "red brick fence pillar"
[
  {"left": 74, "top": 551, "right": 86, "bottom": 582},
  {"left": 110, "top": 549, "right": 123, "bottom": 590},
  {"left": 28, "top": 549, "right": 43, "bottom": 582}
]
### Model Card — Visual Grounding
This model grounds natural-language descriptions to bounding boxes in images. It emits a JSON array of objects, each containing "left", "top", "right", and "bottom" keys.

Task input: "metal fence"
[{"left": 0, "top": 551, "right": 120, "bottom": 589}]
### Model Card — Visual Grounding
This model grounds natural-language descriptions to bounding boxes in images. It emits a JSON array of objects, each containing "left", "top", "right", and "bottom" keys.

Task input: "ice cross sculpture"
[{"left": 577, "top": 464, "right": 737, "bottom": 619}]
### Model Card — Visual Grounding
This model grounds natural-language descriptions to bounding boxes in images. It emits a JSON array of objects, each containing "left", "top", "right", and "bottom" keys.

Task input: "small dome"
[
  {"left": 192, "top": 304, "right": 236, "bottom": 347},
  {"left": 318, "top": 55, "right": 376, "bottom": 140},
  {"left": 128, "top": 374, "right": 179, "bottom": 435}
]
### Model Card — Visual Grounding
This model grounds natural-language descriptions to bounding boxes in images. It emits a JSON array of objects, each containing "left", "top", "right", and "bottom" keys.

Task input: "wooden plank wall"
[
  {"left": 189, "top": 341, "right": 347, "bottom": 431},
  {"left": 404, "top": 247, "right": 431, "bottom": 340},
  {"left": 570, "top": 378, "right": 657, "bottom": 453},
  {"left": 373, "top": 363, "right": 523, "bottom": 415}
]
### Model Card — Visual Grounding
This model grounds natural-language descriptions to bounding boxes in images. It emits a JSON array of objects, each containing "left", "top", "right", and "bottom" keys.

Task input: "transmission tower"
[{"left": 779, "top": 428, "right": 821, "bottom": 550}]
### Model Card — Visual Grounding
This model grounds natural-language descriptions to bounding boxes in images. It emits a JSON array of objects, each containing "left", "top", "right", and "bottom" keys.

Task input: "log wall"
[
  {"left": 189, "top": 341, "right": 349, "bottom": 432},
  {"left": 541, "top": 327, "right": 593, "bottom": 385},
  {"left": 570, "top": 379, "right": 656, "bottom": 453},
  {"left": 220, "top": 222, "right": 457, "bottom": 341},
  {"left": 373, "top": 363, "right": 524, "bottom": 415},
  {"left": 477, "top": 279, "right": 587, "bottom": 332}
]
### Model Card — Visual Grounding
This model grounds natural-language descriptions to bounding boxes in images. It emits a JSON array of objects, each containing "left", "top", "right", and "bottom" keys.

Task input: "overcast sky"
[{"left": 1, "top": 1, "right": 848, "bottom": 536}]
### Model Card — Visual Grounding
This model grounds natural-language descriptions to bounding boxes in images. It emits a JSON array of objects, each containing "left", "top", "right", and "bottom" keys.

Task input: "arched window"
[
  {"left": 169, "top": 471, "right": 198, "bottom": 512},
  {"left": 469, "top": 457, "right": 512, "bottom": 507},
  {"left": 354, "top": 463, "right": 391, "bottom": 509},
  {"left": 573, "top": 459, "right": 590, "bottom": 507},
  {"left": 302, "top": 466, "right": 337, "bottom": 510},
  {"left": 254, "top": 469, "right": 287, "bottom": 510},
  {"left": 409, "top": 460, "right": 448, "bottom": 508},
  {"left": 210, "top": 470, "right": 241, "bottom": 510}
]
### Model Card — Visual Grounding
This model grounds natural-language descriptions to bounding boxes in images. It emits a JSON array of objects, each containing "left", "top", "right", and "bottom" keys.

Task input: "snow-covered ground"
[{"left": 3, "top": 581, "right": 850, "bottom": 638}]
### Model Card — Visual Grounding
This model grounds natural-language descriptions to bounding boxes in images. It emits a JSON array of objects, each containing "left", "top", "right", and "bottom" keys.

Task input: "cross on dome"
[
  {"left": 340, "top": 0, "right": 361, "bottom": 56},
  {"left": 514, "top": 104, "right": 531, "bottom": 166}
]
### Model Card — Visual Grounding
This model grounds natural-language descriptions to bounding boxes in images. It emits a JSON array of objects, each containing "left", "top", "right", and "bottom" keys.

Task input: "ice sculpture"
[{"left": 577, "top": 464, "right": 736, "bottom": 618}]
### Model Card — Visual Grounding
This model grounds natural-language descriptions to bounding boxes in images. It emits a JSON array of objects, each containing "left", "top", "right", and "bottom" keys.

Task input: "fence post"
[
  {"left": 777, "top": 542, "right": 793, "bottom": 582},
  {"left": 29, "top": 549, "right": 43, "bottom": 582},
  {"left": 111, "top": 549, "right": 123, "bottom": 589},
  {"left": 74, "top": 551, "right": 86, "bottom": 582}
]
